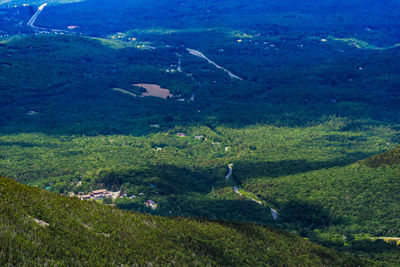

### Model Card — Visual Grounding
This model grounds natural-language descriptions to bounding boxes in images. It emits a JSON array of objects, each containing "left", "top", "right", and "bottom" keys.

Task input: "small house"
[
  {"left": 90, "top": 189, "right": 108, "bottom": 199},
  {"left": 144, "top": 200, "right": 158, "bottom": 210}
]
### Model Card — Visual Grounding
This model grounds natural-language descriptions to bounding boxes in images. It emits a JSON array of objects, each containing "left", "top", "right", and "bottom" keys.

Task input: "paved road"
[
  {"left": 233, "top": 185, "right": 278, "bottom": 220},
  {"left": 27, "top": 3, "right": 47, "bottom": 29},
  {"left": 270, "top": 208, "right": 278, "bottom": 220},
  {"left": 225, "top": 163, "right": 233, "bottom": 179},
  {"left": 27, "top": 3, "right": 69, "bottom": 34},
  {"left": 177, "top": 58, "right": 182, "bottom": 72},
  {"left": 187, "top": 48, "right": 244, "bottom": 80},
  {"left": 233, "top": 186, "right": 241, "bottom": 195}
]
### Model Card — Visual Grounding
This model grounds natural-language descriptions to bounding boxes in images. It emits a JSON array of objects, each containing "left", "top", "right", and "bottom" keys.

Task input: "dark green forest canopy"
[
  {"left": 0, "top": 32, "right": 400, "bottom": 264},
  {"left": 243, "top": 147, "right": 400, "bottom": 258},
  {"left": 7, "top": 0, "right": 399, "bottom": 43},
  {"left": 1, "top": 34, "right": 400, "bottom": 136}
]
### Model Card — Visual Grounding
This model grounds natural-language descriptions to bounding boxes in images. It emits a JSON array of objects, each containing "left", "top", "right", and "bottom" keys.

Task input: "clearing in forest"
[{"left": 133, "top": 84, "right": 174, "bottom": 99}]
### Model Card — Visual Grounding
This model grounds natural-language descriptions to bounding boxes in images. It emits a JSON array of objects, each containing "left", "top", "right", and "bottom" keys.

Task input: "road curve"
[{"left": 225, "top": 163, "right": 233, "bottom": 179}]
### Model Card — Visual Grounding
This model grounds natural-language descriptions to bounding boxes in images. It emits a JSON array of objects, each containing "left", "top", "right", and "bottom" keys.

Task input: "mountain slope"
[
  {"left": 243, "top": 147, "right": 400, "bottom": 264},
  {"left": 0, "top": 176, "right": 361, "bottom": 266}
]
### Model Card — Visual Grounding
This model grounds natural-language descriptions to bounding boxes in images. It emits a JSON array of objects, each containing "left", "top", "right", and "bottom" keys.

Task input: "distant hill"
[
  {"left": 0, "top": 176, "right": 361, "bottom": 266},
  {"left": 0, "top": 0, "right": 83, "bottom": 7}
]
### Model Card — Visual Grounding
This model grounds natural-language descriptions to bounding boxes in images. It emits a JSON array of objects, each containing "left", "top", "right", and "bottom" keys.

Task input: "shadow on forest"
[
  {"left": 96, "top": 163, "right": 344, "bottom": 228},
  {"left": 1, "top": 97, "right": 396, "bottom": 137},
  {"left": 278, "top": 200, "right": 339, "bottom": 230},
  {"left": 94, "top": 155, "right": 368, "bottom": 199},
  {"left": 121, "top": 196, "right": 277, "bottom": 225},
  {"left": 0, "top": 141, "right": 59, "bottom": 148},
  {"left": 95, "top": 165, "right": 217, "bottom": 195},
  {"left": 232, "top": 153, "right": 372, "bottom": 184}
]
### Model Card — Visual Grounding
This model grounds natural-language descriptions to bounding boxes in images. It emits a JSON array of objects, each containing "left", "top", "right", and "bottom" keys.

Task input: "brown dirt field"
[{"left": 133, "top": 84, "right": 173, "bottom": 99}]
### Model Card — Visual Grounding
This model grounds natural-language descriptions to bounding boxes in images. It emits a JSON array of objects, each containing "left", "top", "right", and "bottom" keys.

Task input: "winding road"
[
  {"left": 225, "top": 163, "right": 233, "bottom": 179},
  {"left": 223, "top": 163, "right": 278, "bottom": 220},
  {"left": 228, "top": 164, "right": 278, "bottom": 220}
]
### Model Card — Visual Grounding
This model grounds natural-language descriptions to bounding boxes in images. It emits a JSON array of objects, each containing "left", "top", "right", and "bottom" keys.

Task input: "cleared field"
[{"left": 133, "top": 83, "right": 173, "bottom": 99}]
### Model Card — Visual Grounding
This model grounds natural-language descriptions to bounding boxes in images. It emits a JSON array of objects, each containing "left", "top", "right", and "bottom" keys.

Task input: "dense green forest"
[
  {"left": 243, "top": 147, "right": 400, "bottom": 264},
  {"left": 0, "top": 0, "right": 400, "bottom": 265},
  {"left": 1, "top": 31, "right": 400, "bottom": 264},
  {"left": 0, "top": 176, "right": 363, "bottom": 266}
]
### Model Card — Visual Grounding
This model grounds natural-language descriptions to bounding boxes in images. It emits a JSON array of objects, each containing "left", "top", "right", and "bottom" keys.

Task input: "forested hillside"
[
  {"left": 0, "top": 176, "right": 361, "bottom": 266},
  {"left": 1, "top": 0, "right": 400, "bottom": 265},
  {"left": 1, "top": 31, "right": 400, "bottom": 264},
  {"left": 243, "top": 147, "right": 400, "bottom": 264}
]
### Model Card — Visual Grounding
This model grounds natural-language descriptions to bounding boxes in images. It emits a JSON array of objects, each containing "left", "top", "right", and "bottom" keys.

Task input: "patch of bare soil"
[{"left": 133, "top": 84, "right": 173, "bottom": 99}]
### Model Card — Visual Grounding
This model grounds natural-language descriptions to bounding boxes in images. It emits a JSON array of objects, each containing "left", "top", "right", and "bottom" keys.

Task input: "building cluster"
[
  {"left": 78, "top": 189, "right": 120, "bottom": 200},
  {"left": 78, "top": 190, "right": 158, "bottom": 210}
]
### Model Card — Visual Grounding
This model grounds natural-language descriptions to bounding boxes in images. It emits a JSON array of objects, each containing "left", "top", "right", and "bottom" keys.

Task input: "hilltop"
[{"left": 0, "top": 176, "right": 361, "bottom": 266}]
